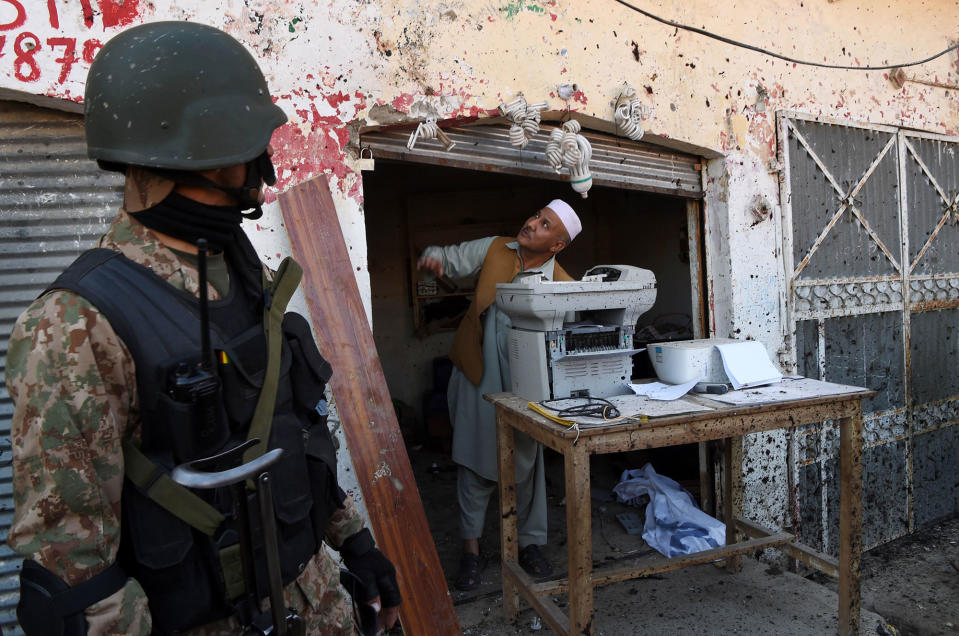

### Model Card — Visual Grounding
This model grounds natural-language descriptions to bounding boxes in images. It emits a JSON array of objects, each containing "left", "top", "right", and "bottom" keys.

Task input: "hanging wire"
[{"left": 610, "top": 0, "right": 959, "bottom": 71}]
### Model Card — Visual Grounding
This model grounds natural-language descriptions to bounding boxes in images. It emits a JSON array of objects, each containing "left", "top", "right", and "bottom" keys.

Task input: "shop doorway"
[{"left": 360, "top": 123, "right": 709, "bottom": 594}]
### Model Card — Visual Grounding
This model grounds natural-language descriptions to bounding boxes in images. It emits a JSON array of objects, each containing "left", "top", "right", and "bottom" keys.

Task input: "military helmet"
[{"left": 84, "top": 21, "right": 287, "bottom": 171}]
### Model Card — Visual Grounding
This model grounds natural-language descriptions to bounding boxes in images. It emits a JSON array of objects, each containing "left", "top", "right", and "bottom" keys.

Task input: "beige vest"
[{"left": 449, "top": 237, "right": 572, "bottom": 385}]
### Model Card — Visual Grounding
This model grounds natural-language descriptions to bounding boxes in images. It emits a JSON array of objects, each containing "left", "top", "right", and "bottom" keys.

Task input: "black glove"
[{"left": 339, "top": 528, "right": 402, "bottom": 608}]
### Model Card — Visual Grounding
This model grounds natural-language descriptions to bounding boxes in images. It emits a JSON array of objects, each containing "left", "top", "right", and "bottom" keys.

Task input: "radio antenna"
[{"left": 197, "top": 238, "right": 213, "bottom": 372}]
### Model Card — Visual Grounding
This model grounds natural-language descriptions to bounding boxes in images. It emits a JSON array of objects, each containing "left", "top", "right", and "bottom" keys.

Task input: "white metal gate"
[{"left": 779, "top": 111, "right": 959, "bottom": 553}]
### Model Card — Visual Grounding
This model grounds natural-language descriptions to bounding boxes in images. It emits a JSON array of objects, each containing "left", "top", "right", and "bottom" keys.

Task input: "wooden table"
[{"left": 487, "top": 384, "right": 874, "bottom": 636}]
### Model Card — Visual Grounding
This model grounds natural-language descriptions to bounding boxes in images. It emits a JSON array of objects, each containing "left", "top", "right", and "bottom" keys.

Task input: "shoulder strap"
[
  {"left": 122, "top": 440, "right": 224, "bottom": 535},
  {"left": 243, "top": 257, "right": 303, "bottom": 467},
  {"left": 20, "top": 558, "right": 127, "bottom": 618}
]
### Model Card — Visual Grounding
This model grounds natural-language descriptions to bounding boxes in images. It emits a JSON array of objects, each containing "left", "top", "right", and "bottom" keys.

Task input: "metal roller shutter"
[
  {"left": 0, "top": 100, "right": 123, "bottom": 634},
  {"left": 361, "top": 123, "right": 703, "bottom": 198}
]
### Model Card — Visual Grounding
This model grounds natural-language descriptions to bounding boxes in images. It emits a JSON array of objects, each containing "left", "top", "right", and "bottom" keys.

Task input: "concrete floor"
[
  {"left": 408, "top": 445, "right": 959, "bottom": 636},
  {"left": 455, "top": 556, "right": 888, "bottom": 636},
  {"left": 843, "top": 515, "right": 959, "bottom": 636}
]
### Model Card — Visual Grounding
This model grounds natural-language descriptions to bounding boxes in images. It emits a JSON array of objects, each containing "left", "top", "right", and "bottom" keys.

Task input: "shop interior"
[{"left": 361, "top": 157, "right": 707, "bottom": 595}]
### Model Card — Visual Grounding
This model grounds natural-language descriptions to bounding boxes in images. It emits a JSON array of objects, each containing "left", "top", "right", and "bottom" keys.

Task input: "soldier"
[
  {"left": 417, "top": 201, "right": 581, "bottom": 590},
  {"left": 6, "top": 21, "right": 400, "bottom": 635}
]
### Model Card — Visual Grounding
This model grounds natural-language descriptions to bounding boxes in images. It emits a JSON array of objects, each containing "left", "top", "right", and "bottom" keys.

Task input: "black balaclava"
[
  {"left": 133, "top": 193, "right": 245, "bottom": 252},
  {"left": 131, "top": 149, "right": 278, "bottom": 250},
  {"left": 127, "top": 149, "right": 277, "bottom": 222},
  {"left": 131, "top": 152, "right": 277, "bottom": 299}
]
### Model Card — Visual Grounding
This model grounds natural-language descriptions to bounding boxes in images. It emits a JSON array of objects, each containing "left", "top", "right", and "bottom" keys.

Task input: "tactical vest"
[{"left": 48, "top": 249, "right": 340, "bottom": 634}]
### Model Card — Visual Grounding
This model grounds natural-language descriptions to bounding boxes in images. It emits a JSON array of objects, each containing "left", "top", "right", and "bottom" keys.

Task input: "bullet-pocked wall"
[{"left": 3, "top": 0, "right": 958, "bottom": 562}]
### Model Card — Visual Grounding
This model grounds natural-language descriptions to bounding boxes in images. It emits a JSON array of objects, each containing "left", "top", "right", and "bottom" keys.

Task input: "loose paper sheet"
[
  {"left": 715, "top": 341, "right": 783, "bottom": 390},
  {"left": 708, "top": 377, "right": 867, "bottom": 406},
  {"left": 626, "top": 376, "right": 702, "bottom": 401}
]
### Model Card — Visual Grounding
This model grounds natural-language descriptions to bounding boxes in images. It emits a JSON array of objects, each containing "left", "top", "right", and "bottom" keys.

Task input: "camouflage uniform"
[{"left": 6, "top": 209, "right": 362, "bottom": 635}]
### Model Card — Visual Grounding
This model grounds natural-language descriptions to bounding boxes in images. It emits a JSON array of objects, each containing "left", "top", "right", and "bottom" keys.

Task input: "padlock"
[{"left": 358, "top": 147, "right": 375, "bottom": 171}]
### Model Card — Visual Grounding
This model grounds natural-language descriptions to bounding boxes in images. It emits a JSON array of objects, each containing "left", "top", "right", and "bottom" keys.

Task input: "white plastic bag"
[{"left": 612, "top": 463, "right": 726, "bottom": 558}]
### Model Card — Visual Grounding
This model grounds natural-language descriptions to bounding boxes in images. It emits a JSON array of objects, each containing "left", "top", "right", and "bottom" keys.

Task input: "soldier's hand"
[
  {"left": 367, "top": 596, "right": 399, "bottom": 630},
  {"left": 416, "top": 256, "right": 444, "bottom": 278},
  {"left": 340, "top": 530, "right": 402, "bottom": 631}
]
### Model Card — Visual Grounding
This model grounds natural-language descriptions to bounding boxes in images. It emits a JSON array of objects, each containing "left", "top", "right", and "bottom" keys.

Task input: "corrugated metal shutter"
[
  {"left": 361, "top": 123, "right": 703, "bottom": 198},
  {"left": 0, "top": 100, "right": 123, "bottom": 634}
]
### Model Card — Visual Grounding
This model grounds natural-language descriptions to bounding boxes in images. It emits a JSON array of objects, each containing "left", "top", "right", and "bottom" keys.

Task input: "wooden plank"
[
  {"left": 496, "top": 405, "right": 521, "bottom": 622},
  {"left": 736, "top": 518, "right": 839, "bottom": 578},
  {"left": 503, "top": 561, "right": 570, "bottom": 635},
  {"left": 531, "top": 532, "right": 795, "bottom": 596},
  {"left": 278, "top": 177, "right": 459, "bottom": 635},
  {"left": 838, "top": 409, "right": 864, "bottom": 635},
  {"left": 565, "top": 444, "right": 594, "bottom": 635}
]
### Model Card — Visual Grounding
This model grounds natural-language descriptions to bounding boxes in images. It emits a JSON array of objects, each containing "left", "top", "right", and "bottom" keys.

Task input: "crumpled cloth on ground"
[{"left": 612, "top": 463, "right": 726, "bottom": 558}]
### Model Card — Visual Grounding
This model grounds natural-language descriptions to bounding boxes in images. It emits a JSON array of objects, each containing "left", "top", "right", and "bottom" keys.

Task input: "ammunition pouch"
[{"left": 286, "top": 311, "right": 344, "bottom": 544}]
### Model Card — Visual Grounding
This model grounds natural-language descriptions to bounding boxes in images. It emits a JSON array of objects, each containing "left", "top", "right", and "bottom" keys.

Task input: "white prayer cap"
[{"left": 546, "top": 199, "right": 581, "bottom": 242}]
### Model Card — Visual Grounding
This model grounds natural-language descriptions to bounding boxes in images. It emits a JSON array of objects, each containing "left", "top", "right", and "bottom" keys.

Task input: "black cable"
[
  {"left": 540, "top": 397, "right": 621, "bottom": 420},
  {"left": 611, "top": 0, "right": 959, "bottom": 71}
]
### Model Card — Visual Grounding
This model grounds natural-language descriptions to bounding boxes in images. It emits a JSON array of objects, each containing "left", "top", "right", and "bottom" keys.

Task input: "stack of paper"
[{"left": 714, "top": 341, "right": 782, "bottom": 390}]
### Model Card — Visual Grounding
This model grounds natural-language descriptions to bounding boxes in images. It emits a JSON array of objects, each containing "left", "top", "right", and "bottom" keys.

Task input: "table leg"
[
  {"left": 699, "top": 442, "right": 714, "bottom": 516},
  {"left": 565, "top": 443, "right": 593, "bottom": 635},
  {"left": 497, "top": 406, "right": 520, "bottom": 622},
  {"left": 838, "top": 407, "right": 863, "bottom": 635},
  {"left": 723, "top": 436, "right": 743, "bottom": 573}
]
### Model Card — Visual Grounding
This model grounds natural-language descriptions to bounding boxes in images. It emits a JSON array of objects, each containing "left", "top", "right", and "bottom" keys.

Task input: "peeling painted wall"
[{"left": 4, "top": 0, "right": 959, "bottom": 541}]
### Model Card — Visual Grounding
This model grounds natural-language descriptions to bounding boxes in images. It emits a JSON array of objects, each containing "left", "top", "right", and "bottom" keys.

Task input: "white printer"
[
  {"left": 648, "top": 337, "right": 783, "bottom": 390},
  {"left": 495, "top": 265, "right": 657, "bottom": 401},
  {"left": 647, "top": 338, "right": 737, "bottom": 384}
]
